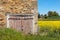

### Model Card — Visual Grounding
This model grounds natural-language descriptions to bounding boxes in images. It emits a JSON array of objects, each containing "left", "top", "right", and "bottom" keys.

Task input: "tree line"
[{"left": 38, "top": 11, "right": 59, "bottom": 19}]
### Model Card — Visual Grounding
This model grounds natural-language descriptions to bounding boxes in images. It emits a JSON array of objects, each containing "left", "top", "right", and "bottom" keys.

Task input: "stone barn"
[{"left": 0, "top": 0, "right": 38, "bottom": 34}]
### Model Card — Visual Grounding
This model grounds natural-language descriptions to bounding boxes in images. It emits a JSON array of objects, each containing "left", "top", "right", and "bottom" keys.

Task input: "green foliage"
[
  {"left": 0, "top": 28, "right": 60, "bottom": 40},
  {"left": 39, "top": 16, "right": 60, "bottom": 21},
  {"left": 47, "top": 16, "right": 60, "bottom": 19},
  {"left": 38, "top": 13, "right": 40, "bottom": 18},
  {"left": 0, "top": 28, "right": 24, "bottom": 40},
  {"left": 44, "top": 14, "right": 48, "bottom": 19},
  {"left": 38, "top": 11, "right": 60, "bottom": 21},
  {"left": 48, "top": 11, "right": 59, "bottom": 17}
]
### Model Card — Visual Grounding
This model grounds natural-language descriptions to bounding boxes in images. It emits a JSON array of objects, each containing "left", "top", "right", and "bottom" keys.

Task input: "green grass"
[
  {"left": 48, "top": 16, "right": 60, "bottom": 19},
  {"left": 0, "top": 28, "right": 60, "bottom": 40},
  {"left": 0, "top": 28, "right": 24, "bottom": 40},
  {"left": 39, "top": 16, "right": 60, "bottom": 21}
]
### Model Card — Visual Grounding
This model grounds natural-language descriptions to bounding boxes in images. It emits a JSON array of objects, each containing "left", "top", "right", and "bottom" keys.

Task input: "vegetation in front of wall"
[
  {"left": 0, "top": 28, "right": 60, "bottom": 40},
  {"left": 0, "top": 28, "right": 24, "bottom": 40}
]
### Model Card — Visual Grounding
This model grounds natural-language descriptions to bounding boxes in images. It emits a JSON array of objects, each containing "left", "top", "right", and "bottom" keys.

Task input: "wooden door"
[
  {"left": 8, "top": 16, "right": 22, "bottom": 31},
  {"left": 22, "top": 18, "right": 33, "bottom": 34},
  {"left": 8, "top": 15, "right": 33, "bottom": 34}
]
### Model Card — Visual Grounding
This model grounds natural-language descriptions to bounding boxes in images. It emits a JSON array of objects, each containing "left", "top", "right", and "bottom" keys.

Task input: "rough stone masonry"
[{"left": 0, "top": 0, "right": 38, "bottom": 34}]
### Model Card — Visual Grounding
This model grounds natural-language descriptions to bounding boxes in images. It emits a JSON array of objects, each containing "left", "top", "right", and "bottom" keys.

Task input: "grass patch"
[
  {"left": 39, "top": 16, "right": 60, "bottom": 21},
  {"left": 0, "top": 28, "right": 60, "bottom": 40}
]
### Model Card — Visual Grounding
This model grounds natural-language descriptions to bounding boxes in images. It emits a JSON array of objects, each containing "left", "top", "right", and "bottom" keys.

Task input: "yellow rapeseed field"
[{"left": 38, "top": 21, "right": 60, "bottom": 29}]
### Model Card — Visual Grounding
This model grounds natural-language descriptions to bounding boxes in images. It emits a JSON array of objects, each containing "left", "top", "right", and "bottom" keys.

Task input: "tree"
[
  {"left": 54, "top": 11, "right": 59, "bottom": 16},
  {"left": 38, "top": 13, "right": 40, "bottom": 18},
  {"left": 44, "top": 14, "right": 47, "bottom": 19},
  {"left": 48, "top": 11, "right": 59, "bottom": 17},
  {"left": 48, "top": 11, "right": 53, "bottom": 17}
]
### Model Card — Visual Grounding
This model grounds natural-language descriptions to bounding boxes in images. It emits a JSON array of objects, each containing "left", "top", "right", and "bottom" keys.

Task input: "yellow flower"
[{"left": 38, "top": 21, "right": 60, "bottom": 29}]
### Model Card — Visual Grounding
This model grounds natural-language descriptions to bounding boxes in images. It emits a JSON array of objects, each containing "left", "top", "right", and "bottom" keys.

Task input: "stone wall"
[
  {"left": 0, "top": 0, "right": 37, "bottom": 14},
  {"left": 0, "top": 0, "right": 38, "bottom": 23},
  {"left": 0, "top": 0, "right": 38, "bottom": 31}
]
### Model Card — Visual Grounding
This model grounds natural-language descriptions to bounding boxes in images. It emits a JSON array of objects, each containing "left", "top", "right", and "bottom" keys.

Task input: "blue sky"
[{"left": 38, "top": 0, "right": 60, "bottom": 15}]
